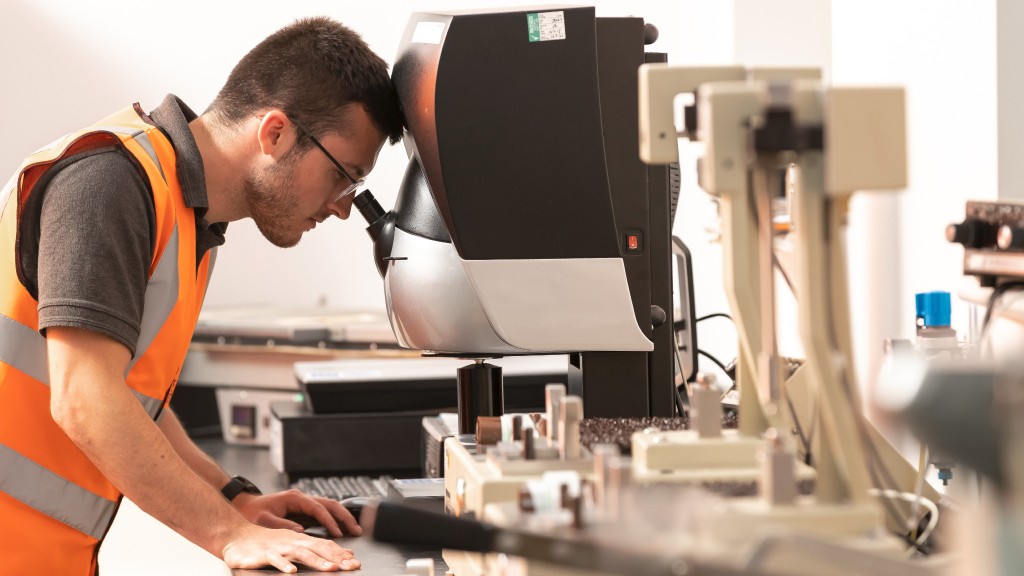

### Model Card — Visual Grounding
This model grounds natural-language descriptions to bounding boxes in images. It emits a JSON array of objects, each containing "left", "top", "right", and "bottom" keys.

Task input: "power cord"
[
  {"left": 673, "top": 324, "right": 737, "bottom": 416},
  {"left": 981, "top": 280, "right": 1024, "bottom": 333},
  {"left": 868, "top": 488, "right": 939, "bottom": 556},
  {"left": 697, "top": 348, "right": 731, "bottom": 377},
  {"left": 687, "top": 313, "right": 738, "bottom": 388},
  {"left": 674, "top": 312, "right": 735, "bottom": 335}
]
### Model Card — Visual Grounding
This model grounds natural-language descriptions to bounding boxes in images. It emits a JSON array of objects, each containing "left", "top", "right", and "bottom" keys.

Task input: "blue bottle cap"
[{"left": 915, "top": 291, "right": 951, "bottom": 328}]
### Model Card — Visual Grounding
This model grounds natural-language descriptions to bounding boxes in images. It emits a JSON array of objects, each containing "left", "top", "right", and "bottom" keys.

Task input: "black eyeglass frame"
[{"left": 289, "top": 116, "right": 365, "bottom": 202}]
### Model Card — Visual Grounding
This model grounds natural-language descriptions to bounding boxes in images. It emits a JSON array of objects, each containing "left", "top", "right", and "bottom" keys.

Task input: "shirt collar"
[{"left": 147, "top": 94, "right": 207, "bottom": 210}]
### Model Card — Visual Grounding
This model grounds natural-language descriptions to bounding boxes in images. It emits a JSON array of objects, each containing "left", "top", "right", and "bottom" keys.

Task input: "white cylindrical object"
[
  {"left": 759, "top": 428, "right": 797, "bottom": 505},
  {"left": 546, "top": 384, "right": 566, "bottom": 441},
  {"left": 692, "top": 373, "right": 723, "bottom": 438},
  {"left": 559, "top": 396, "right": 583, "bottom": 460},
  {"left": 405, "top": 558, "right": 434, "bottom": 576},
  {"left": 591, "top": 444, "right": 620, "bottom": 512}
]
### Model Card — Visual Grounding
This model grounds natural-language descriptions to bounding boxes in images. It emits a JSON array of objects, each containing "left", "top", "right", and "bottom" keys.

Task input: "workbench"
[{"left": 98, "top": 438, "right": 447, "bottom": 576}]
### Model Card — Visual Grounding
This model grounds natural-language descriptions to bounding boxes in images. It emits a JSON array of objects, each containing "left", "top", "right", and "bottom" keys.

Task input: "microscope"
[{"left": 353, "top": 5, "right": 683, "bottom": 430}]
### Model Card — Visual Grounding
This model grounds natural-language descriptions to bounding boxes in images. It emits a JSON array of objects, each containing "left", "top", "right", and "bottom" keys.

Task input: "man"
[{"left": 0, "top": 16, "right": 404, "bottom": 574}]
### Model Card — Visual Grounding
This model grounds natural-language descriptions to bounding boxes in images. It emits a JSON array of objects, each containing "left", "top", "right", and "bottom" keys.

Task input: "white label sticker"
[
  {"left": 528, "top": 11, "right": 566, "bottom": 42},
  {"left": 412, "top": 21, "right": 446, "bottom": 45}
]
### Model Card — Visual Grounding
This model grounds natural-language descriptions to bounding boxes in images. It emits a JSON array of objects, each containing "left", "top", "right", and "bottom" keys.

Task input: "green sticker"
[{"left": 527, "top": 11, "right": 566, "bottom": 43}]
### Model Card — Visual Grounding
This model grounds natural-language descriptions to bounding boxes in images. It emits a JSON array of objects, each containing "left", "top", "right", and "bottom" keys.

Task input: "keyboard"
[{"left": 291, "top": 475, "right": 390, "bottom": 500}]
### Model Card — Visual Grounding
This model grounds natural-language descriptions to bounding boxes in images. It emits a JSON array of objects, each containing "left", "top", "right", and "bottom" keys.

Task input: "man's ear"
[{"left": 255, "top": 109, "right": 296, "bottom": 160}]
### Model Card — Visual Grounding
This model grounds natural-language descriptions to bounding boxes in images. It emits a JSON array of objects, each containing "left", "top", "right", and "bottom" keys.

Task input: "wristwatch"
[{"left": 221, "top": 475, "right": 262, "bottom": 502}]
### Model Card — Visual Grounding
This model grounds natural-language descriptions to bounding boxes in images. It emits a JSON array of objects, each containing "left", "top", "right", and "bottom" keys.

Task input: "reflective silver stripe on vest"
[
  {"left": 131, "top": 132, "right": 167, "bottom": 182},
  {"left": 0, "top": 443, "right": 117, "bottom": 540},
  {"left": 132, "top": 389, "right": 165, "bottom": 419},
  {"left": 0, "top": 314, "right": 166, "bottom": 419},
  {"left": 0, "top": 227, "right": 179, "bottom": 418},
  {"left": 128, "top": 224, "right": 179, "bottom": 374},
  {"left": 92, "top": 125, "right": 166, "bottom": 183},
  {"left": 0, "top": 314, "right": 50, "bottom": 384}
]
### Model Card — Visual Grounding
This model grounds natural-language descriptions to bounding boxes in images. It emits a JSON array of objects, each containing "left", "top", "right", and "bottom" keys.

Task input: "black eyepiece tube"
[
  {"left": 354, "top": 190, "right": 386, "bottom": 226},
  {"left": 352, "top": 189, "right": 396, "bottom": 277}
]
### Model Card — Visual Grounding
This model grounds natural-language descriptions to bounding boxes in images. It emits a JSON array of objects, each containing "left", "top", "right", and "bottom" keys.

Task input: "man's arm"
[
  {"left": 158, "top": 409, "right": 360, "bottom": 536},
  {"left": 158, "top": 410, "right": 231, "bottom": 488},
  {"left": 48, "top": 327, "right": 358, "bottom": 573}
]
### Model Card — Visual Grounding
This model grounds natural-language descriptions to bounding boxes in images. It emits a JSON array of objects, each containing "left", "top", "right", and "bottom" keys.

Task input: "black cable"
[
  {"left": 981, "top": 280, "right": 1024, "bottom": 333},
  {"left": 671, "top": 335, "right": 691, "bottom": 418},
  {"left": 697, "top": 349, "right": 730, "bottom": 377},
  {"left": 675, "top": 312, "right": 735, "bottom": 338},
  {"left": 673, "top": 383, "right": 688, "bottom": 418},
  {"left": 696, "top": 312, "right": 733, "bottom": 324}
]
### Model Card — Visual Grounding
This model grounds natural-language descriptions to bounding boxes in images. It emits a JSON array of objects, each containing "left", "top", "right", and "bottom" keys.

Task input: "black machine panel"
[
  {"left": 595, "top": 17, "right": 652, "bottom": 340},
  {"left": 394, "top": 6, "right": 623, "bottom": 260}
]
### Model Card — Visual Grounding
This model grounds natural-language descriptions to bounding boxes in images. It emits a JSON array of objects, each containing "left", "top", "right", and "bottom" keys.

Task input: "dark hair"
[{"left": 207, "top": 16, "right": 404, "bottom": 145}]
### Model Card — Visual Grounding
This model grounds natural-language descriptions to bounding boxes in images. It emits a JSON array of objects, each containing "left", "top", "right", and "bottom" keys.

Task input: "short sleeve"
[{"left": 28, "top": 149, "right": 156, "bottom": 355}]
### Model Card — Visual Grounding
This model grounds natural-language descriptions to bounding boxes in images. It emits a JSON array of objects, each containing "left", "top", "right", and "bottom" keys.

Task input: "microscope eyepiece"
[
  {"left": 354, "top": 190, "right": 386, "bottom": 226},
  {"left": 353, "top": 189, "right": 396, "bottom": 277}
]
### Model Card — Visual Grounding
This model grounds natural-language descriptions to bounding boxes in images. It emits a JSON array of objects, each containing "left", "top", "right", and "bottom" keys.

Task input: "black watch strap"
[{"left": 221, "top": 475, "right": 262, "bottom": 502}]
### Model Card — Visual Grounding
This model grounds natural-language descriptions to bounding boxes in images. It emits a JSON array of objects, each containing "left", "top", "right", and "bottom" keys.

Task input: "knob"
[
  {"left": 650, "top": 305, "right": 667, "bottom": 327},
  {"left": 945, "top": 219, "right": 996, "bottom": 248},
  {"left": 998, "top": 224, "right": 1024, "bottom": 250},
  {"left": 643, "top": 23, "right": 659, "bottom": 45}
]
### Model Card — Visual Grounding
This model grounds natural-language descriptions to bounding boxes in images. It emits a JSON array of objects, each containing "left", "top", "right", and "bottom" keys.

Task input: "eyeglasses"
[{"left": 290, "top": 116, "right": 364, "bottom": 202}]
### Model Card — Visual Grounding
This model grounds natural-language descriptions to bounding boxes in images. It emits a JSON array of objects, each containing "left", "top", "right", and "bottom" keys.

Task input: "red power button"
[{"left": 625, "top": 230, "right": 643, "bottom": 253}]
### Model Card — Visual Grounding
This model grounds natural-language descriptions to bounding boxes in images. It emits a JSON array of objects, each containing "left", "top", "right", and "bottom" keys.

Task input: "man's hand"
[
  {"left": 223, "top": 524, "right": 360, "bottom": 573},
  {"left": 233, "top": 490, "right": 362, "bottom": 538}
]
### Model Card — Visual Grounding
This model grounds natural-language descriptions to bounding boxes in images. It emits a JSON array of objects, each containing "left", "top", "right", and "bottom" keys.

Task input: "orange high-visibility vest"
[{"left": 0, "top": 104, "right": 215, "bottom": 575}]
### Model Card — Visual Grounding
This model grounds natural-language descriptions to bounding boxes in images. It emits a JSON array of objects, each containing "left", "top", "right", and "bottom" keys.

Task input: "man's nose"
[{"left": 326, "top": 196, "right": 352, "bottom": 220}]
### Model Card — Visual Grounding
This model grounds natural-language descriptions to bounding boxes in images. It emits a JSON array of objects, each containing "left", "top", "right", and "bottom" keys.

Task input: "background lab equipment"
[
  {"left": 360, "top": 30, "right": 966, "bottom": 574},
  {"left": 172, "top": 307, "right": 412, "bottom": 446},
  {"left": 273, "top": 355, "right": 569, "bottom": 478},
  {"left": 353, "top": 5, "right": 693, "bottom": 421}
]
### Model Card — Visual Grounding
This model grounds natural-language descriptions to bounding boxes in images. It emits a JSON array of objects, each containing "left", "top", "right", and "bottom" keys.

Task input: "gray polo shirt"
[{"left": 17, "top": 95, "right": 227, "bottom": 354}]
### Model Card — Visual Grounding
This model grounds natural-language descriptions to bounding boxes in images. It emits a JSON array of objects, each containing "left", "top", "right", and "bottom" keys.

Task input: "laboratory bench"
[{"left": 97, "top": 438, "right": 447, "bottom": 576}]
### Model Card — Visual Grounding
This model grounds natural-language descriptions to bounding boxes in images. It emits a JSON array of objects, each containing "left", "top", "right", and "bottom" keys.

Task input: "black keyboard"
[{"left": 291, "top": 475, "right": 390, "bottom": 500}]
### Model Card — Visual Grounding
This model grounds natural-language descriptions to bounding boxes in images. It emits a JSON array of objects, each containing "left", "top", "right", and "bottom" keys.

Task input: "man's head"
[{"left": 206, "top": 16, "right": 404, "bottom": 247}]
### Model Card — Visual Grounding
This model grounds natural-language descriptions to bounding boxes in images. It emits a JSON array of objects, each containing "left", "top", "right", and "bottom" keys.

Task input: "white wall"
[
  {"left": 831, "top": 0, "right": 998, "bottom": 398},
  {"left": 727, "top": 1, "right": 999, "bottom": 401},
  {"left": 998, "top": 0, "right": 1024, "bottom": 202},
  {"left": 734, "top": 0, "right": 831, "bottom": 77}
]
